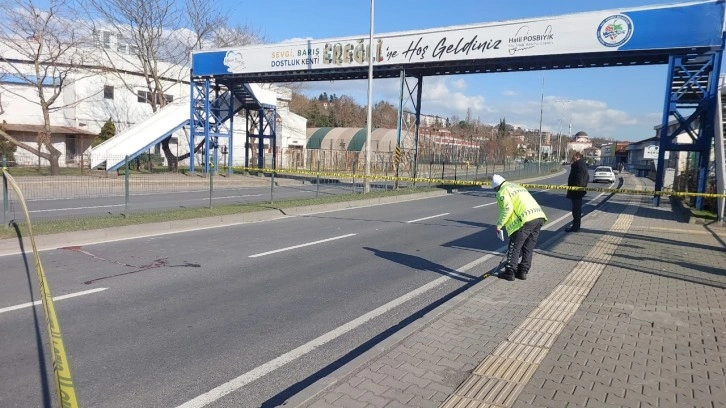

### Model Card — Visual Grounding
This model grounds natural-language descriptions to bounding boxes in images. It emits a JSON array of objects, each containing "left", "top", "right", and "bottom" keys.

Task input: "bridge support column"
[{"left": 654, "top": 48, "right": 723, "bottom": 209}]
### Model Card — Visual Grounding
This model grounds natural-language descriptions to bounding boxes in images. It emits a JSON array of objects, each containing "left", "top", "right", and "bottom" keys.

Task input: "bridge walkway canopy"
[
  {"left": 188, "top": 0, "right": 725, "bottom": 214},
  {"left": 191, "top": 0, "right": 726, "bottom": 83}
]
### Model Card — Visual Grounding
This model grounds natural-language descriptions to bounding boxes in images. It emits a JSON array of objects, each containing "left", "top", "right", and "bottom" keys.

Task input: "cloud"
[
  {"left": 420, "top": 78, "right": 488, "bottom": 117},
  {"left": 298, "top": 77, "right": 490, "bottom": 119},
  {"left": 280, "top": 37, "right": 314, "bottom": 43},
  {"left": 451, "top": 79, "right": 467, "bottom": 90},
  {"left": 502, "top": 90, "right": 517, "bottom": 97}
]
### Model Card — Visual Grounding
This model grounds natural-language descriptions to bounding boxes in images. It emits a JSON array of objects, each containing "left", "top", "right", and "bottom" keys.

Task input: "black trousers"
[
  {"left": 570, "top": 197, "right": 583, "bottom": 230},
  {"left": 505, "top": 218, "right": 544, "bottom": 274}
]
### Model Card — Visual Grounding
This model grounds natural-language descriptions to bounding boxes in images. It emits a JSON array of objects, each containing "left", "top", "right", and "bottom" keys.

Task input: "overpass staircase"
[
  {"left": 188, "top": 80, "right": 277, "bottom": 173},
  {"left": 90, "top": 82, "right": 277, "bottom": 173}
]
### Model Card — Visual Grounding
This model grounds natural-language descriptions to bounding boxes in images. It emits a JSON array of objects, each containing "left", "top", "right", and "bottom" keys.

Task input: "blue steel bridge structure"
[{"left": 183, "top": 0, "right": 726, "bottom": 210}]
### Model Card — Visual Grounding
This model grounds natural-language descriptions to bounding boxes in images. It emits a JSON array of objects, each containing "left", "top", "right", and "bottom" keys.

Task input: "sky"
[{"left": 217, "top": 0, "right": 725, "bottom": 142}]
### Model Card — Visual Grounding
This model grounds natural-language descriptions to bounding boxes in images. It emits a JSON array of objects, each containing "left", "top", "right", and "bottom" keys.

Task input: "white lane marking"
[
  {"left": 24, "top": 187, "right": 261, "bottom": 201},
  {"left": 0, "top": 288, "right": 108, "bottom": 315},
  {"left": 174, "top": 251, "right": 493, "bottom": 408},
  {"left": 300, "top": 193, "right": 447, "bottom": 217},
  {"left": 195, "top": 194, "right": 264, "bottom": 201},
  {"left": 406, "top": 213, "right": 449, "bottom": 223},
  {"left": 248, "top": 233, "right": 357, "bottom": 258},
  {"left": 30, "top": 204, "right": 124, "bottom": 213},
  {"left": 28, "top": 194, "right": 265, "bottom": 213},
  {"left": 473, "top": 202, "right": 496, "bottom": 209}
]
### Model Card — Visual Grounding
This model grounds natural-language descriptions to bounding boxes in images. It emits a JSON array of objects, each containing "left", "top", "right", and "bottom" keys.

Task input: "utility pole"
[
  {"left": 537, "top": 76, "right": 544, "bottom": 173},
  {"left": 556, "top": 99, "right": 570, "bottom": 162},
  {"left": 364, "top": 0, "right": 374, "bottom": 193},
  {"left": 557, "top": 117, "right": 563, "bottom": 163}
]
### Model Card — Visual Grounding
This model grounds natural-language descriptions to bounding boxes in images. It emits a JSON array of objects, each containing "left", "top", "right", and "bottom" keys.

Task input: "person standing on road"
[
  {"left": 492, "top": 174, "right": 548, "bottom": 281},
  {"left": 565, "top": 151, "right": 589, "bottom": 232}
]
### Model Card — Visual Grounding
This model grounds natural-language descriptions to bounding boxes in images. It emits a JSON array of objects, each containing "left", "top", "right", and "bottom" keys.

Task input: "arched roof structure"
[{"left": 306, "top": 128, "right": 415, "bottom": 152}]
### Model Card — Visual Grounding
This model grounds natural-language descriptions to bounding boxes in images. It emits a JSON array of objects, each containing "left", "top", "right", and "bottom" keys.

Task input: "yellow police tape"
[
  {"left": 2, "top": 169, "right": 79, "bottom": 407},
  {"left": 237, "top": 166, "right": 726, "bottom": 199}
]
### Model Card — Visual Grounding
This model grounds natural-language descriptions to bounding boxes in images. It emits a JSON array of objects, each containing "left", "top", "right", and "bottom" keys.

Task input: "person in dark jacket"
[{"left": 565, "top": 152, "right": 589, "bottom": 232}]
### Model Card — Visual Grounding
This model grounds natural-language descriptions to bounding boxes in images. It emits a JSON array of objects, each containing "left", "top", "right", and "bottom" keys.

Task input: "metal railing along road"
[{"left": 2, "top": 155, "right": 562, "bottom": 227}]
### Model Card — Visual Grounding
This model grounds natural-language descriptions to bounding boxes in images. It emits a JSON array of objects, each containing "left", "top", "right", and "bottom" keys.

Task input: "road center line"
[
  {"left": 30, "top": 204, "right": 124, "bottom": 213},
  {"left": 194, "top": 194, "right": 264, "bottom": 202},
  {"left": 406, "top": 213, "right": 449, "bottom": 223},
  {"left": 248, "top": 233, "right": 357, "bottom": 258},
  {"left": 472, "top": 202, "right": 496, "bottom": 209},
  {"left": 0, "top": 288, "right": 108, "bottom": 314}
]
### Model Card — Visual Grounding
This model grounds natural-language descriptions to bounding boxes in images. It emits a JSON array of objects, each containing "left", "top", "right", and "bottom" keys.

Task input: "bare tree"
[
  {"left": 186, "top": 0, "right": 227, "bottom": 51},
  {"left": 86, "top": 0, "right": 271, "bottom": 170},
  {"left": 212, "top": 23, "right": 266, "bottom": 49},
  {"left": 87, "top": 0, "right": 205, "bottom": 169},
  {"left": 372, "top": 101, "right": 398, "bottom": 128},
  {"left": 0, "top": 0, "right": 89, "bottom": 175}
]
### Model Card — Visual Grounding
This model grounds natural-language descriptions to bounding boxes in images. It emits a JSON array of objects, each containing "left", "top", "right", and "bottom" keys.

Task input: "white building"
[
  {"left": 566, "top": 131, "right": 593, "bottom": 154},
  {"left": 0, "top": 35, "right": 306, "bottom": 169},
  {"left": 403, "top": 111, "right": 448, "bottom": 128},
  {"left": 0, "top": 36, "right": 188, "bottom": 167}
]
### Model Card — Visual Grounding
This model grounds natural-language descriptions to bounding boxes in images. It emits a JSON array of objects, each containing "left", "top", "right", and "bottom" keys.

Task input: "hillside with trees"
[{"left": 289, "top": 91, "right": 627, "bottom": 164}]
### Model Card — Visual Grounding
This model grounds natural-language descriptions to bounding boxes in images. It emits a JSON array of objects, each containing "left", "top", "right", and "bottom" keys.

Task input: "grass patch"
[
  {"left": 690, "top": 208, "right": 717, "bottom": 221},
  {"left": 0, "top": 186, "right": 440, "bottom": 240}
]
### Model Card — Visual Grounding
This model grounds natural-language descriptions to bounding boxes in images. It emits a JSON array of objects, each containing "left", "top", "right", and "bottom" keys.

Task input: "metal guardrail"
[{"left": 2, "top": 155, "right": 561, "bottom": 227}]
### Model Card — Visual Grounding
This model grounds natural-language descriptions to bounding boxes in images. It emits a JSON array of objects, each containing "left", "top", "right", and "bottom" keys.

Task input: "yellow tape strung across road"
[
  {"left": 235, "top": 166, "right": 726, "bottom": 199},
  {"left": 2, "top": 169, "right": 79, "bottom": 408}
]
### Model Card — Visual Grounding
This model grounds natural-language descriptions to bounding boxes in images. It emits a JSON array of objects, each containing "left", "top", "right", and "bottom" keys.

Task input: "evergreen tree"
[
  {"left": 93, "top": 118, "right": 116, "bottom": 147},
  {"left": 0, "top": 137, "right": 17, "bottom": 165},
  {"left": 497, "top": 118, "right": 507, "bottom": 139},
  {"left": 0, "top": 121, "right": 17, "bottom": 165}
]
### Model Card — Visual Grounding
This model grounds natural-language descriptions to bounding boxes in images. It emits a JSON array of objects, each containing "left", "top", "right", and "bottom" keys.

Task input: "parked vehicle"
[{"left": 592, "top": 166, "right": 616, "bottom": 183}]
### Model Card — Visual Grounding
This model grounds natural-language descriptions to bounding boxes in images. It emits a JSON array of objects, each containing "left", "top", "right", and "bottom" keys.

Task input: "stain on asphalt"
[{"left": 60, "top": 246, "right": 200, "bottom": 284}]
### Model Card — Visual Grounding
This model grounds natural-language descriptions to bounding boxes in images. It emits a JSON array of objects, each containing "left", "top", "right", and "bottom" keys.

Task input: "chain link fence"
[{"left": 2, "top": 152, "right": 562, "bottom": 228}]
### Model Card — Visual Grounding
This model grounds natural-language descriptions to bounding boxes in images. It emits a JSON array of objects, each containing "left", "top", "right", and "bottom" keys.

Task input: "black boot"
[
  {"left": 499, "top": 267, "right": 515, "bottom": 281},
  {"left": 515, "top": 265, "right": 527, "bottom": 280}
]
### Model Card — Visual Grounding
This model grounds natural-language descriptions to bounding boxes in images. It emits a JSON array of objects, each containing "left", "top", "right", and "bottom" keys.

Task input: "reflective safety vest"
[{"left": 496, "top": 181, "right": 548, "bottom": 235}]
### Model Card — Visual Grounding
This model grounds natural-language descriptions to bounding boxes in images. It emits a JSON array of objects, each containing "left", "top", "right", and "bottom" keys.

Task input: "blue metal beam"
[{"left": 654, "top": 44, "right": 724, "bottom": 208}]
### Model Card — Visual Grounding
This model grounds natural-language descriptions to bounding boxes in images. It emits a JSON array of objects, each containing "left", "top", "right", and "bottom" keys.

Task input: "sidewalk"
[{"left": 286, "top": 173, "right": 726, "bottom": 408}]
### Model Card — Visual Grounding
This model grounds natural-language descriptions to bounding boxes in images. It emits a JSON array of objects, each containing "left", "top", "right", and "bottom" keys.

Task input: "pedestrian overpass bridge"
[{"left": 94, "top": 0, "right": 726, "bottom": 217}]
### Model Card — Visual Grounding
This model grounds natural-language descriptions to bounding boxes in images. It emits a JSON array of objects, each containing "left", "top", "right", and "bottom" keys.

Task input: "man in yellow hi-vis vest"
[{"left": 492, "top": 174, "right": 548, "bottom": 281}]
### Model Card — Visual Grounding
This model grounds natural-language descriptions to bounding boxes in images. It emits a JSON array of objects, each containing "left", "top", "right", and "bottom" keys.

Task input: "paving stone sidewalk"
[{"left": 288, "top": 173, "right": 726, "bottom": 408}]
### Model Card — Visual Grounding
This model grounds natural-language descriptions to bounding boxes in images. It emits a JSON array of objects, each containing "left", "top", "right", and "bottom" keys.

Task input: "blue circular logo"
[{"left": 597, "top": 15, "right": 634, "bottom": 48}]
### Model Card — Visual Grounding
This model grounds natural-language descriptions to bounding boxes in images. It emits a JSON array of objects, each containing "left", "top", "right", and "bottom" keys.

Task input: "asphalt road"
[{"left": 0, "top": 172, "right": 611, "bottom": 407}]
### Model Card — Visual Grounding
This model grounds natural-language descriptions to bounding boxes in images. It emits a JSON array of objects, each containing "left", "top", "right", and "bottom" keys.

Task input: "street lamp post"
[
  {"left": 556, "top": 99, "right": 571, "bottom": 162},
  {"left": 537, "top": 76, "right": 544, "bottom": 173},
  {"left": 364, "top": 0, "right": 374, "bottom": 193},
  {"left": 557, "top": 118, "right": 562, "bottom": 163}
]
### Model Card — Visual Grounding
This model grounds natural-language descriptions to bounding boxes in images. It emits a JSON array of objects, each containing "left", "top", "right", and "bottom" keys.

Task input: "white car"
[{"left": 592, "top": 166, "right": 616, "bottom": 183}]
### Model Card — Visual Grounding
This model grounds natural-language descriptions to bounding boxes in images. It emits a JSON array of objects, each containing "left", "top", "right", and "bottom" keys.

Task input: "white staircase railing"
[{"left": 91, "top": 99, "right": 190, "bottom": 170}]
